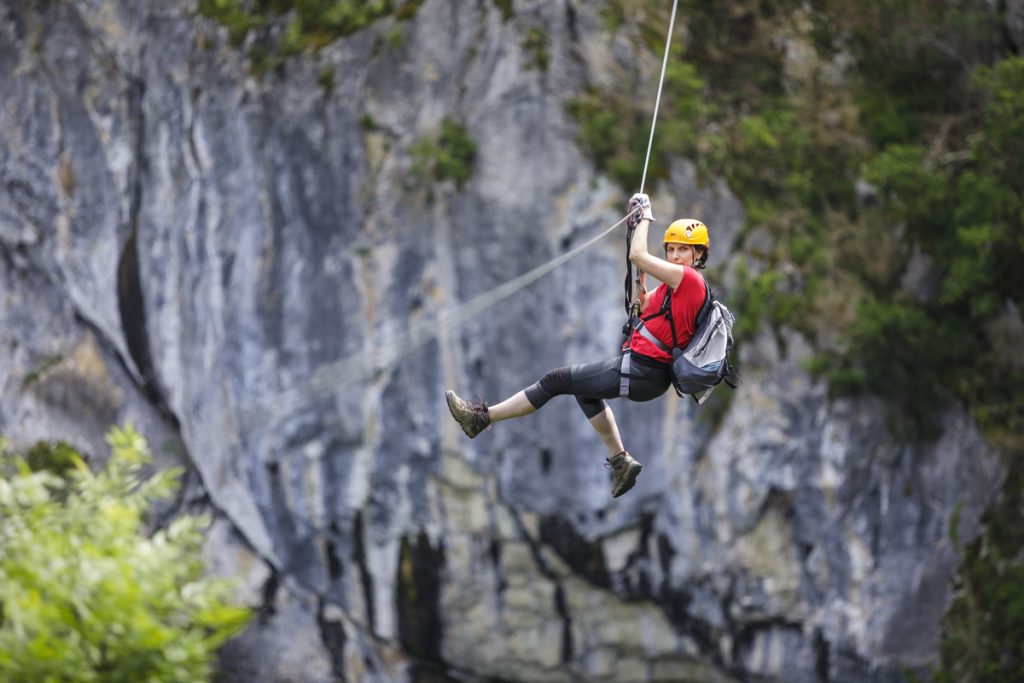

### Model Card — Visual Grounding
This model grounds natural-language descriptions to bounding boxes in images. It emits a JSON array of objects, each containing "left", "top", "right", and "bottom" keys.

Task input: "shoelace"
[
  {"left": 462, "top": 395, "right": 493, "bottom": 432},
  {"left": 470, "top": 395, "right": 493, "bottom": 432},
  {"left": 604, "top": 451, "right": 628, "bottom": 469}
]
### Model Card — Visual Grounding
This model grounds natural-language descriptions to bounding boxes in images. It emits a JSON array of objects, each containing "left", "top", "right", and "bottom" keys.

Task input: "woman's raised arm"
[{"left": 627, "top": 196, "right": 684, "bottom": 289}]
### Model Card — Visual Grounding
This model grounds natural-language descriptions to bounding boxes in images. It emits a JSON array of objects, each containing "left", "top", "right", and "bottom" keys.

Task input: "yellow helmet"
[{"left": 663, "top": 218, "right": 710, "bottom": 248}]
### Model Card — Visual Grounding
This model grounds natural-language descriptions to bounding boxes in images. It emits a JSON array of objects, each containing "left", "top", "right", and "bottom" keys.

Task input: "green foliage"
[
  {"left": 196, "top": 0, "right": 268, "bottom": 45},
  {"left": 566, "top": 48, "right": 710, "bottom": 191},
  {"left": 383, "top": 23, "right": 406, "bottom": 49},
  {"left": 921, "top": 59, "right": 1024, "bottom": 681},
  {"left": 933, "top": 458, "right": 1024, "bottom": 683},
  {"left": 599, "top": 2, "right": 625, "bottom": 32},
  {"left": 23, "top": 439, "right": 81, "bottom": 478},
  {"left": 566, "top": 88, "right": 645, "bottom": 190},
  {"left": 20, "top": 353, "right": 64, "bottom": 390},
  {"left": 197, "top": 0, "right": 425, "bottom": 73},
  {"left": 731, "top": 263, "right": 799, "bottom": 340},
  {"left": 360, "top": 113, "right": 379, "bottom": 131},
  {"left": 679, "top": 0, "right": 793, "bottom": 104},
  {"left": 843, "top": 298, "right": 969, "bottom": 437},
  {"left": 863, "top": 145, "right": 948, "bottom": 238},
  {"left": 392, "top": 0, "right": 423, "bottom": 22},
  {"left": 491, "top": 0, "right": 514, "bottom": 22},
  {"left": 578, "top": 2, "right": 1022, "bottom": 438},
  {"left": 853, "top": 57, "right": 1024, "bottom": 414},
  {"left": 845, "top": 0, "right": 997, "bottom": 147},
  {"left": 317, "top": 65, "right": 335, "bottom": 92},
  {"left": 521, "top": 27, "right": 550, "bottom": 71},
  {"left": 0, "top": 426, "right": 250, "bottom": 683},
  {"left": 410, "top": 118, "right": 478, "bottom": 188}
]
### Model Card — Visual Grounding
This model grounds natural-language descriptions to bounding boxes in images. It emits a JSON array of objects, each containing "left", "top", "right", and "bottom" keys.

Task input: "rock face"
[{"left": 0, "top": 1, "right": 1004, "bottom": 682}]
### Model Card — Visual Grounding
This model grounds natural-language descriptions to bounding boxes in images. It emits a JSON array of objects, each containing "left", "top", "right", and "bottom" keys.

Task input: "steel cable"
[{"left": 252, "top": 214, "right": 633, "bottom": 419}]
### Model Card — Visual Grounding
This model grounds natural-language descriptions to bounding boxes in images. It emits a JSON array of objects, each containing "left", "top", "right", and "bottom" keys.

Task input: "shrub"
[
  {"left": 492, "top": 0, "right": 514, "bottom": 23},
  {"left": 521, "top": 27, "right": 550, "bottom": 71},
  {"left": 410, "top": 118, "right": 478, "bottom": 188},
  {"left": 0, "top": 426, "right": 250, "bottom": 683}
]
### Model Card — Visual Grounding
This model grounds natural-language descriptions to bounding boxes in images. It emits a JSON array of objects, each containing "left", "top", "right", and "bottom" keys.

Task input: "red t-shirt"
[{"left": 626, "top": 266, "right": 707, "bottom": 362}]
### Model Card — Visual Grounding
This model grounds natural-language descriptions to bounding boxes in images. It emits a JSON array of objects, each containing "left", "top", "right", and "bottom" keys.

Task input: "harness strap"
[
  {"left": 621, "top": 279, "right": 667, "bottom": 397},
  {"left": 631, "top": 316, "right": 671, "bottom": 353},
  {"left": 639, "top": 275, "right": 711, "bottom": 354},
  {"left": 619, "top": 288, "right": 671, "bottom": 397},
  {"left": 619, "top": 351, "right": 632, "bottom": 397},
  {"left": 620, "top": 273, "right": 717, "bottom": 397},
  {"left": 724, "top": 360, "right": 741, "bottom": 389}
]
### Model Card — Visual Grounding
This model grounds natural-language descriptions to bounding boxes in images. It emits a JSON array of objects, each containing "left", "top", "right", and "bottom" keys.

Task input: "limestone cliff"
[{"left": 0, "top": 1, "right": 1004, "bottom": 681}]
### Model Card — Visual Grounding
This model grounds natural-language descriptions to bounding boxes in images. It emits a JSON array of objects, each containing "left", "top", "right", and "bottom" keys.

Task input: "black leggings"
[{"left": 524, "top": 353, "right": 672, "bottom": 419}]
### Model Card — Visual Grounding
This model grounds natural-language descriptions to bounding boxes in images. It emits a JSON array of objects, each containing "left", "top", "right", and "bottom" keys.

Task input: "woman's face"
[{"left": 665, "top": 242, "right": 698, "bottom": 266}]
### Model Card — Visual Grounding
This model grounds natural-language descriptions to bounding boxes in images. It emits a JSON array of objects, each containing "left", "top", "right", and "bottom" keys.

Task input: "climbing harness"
[{"left": 622, "top": 275, "right": 740, "bottom": 403}]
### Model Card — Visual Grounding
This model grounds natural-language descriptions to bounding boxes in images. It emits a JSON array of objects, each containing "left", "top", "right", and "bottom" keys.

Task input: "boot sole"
[{"left": 612, "top": 462, "right": 642, "bottom": 498}]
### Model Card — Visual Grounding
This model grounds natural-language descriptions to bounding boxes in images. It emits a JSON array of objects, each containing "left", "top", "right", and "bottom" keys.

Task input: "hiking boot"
[
  {"left": 606, "top": 450, "right": 642, "bottom": 498},
  {"left": 445, "top": 390, "right": 491, "bottom": 438}
]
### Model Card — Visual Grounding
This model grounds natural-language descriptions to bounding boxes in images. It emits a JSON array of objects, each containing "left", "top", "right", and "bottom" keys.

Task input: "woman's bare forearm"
[{"left": 629, "top": 219, "right": 683, "bottom": 288}]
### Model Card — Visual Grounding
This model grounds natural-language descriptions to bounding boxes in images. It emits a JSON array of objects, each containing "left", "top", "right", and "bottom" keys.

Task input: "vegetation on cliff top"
[{"left": 197, "top": 0, "right": 424, "bottom": 74}]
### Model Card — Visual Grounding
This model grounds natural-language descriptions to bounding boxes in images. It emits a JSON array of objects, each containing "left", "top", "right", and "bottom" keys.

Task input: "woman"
[{"left": 445, "top": 193, "right": 711, "bottom": 498}]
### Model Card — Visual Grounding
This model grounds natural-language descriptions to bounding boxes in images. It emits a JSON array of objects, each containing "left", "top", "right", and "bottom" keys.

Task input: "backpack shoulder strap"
[{"left": 693, "top": 275, "right": 713, "bottom": 329}]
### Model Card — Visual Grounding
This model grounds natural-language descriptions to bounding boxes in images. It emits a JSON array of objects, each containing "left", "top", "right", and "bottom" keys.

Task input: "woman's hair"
[{"left": 694, "top": 246, "right": 709, "bottom": 269}]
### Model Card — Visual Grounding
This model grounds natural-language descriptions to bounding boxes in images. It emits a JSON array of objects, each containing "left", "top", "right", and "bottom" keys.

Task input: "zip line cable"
[
  {"left": 256, "top": 214, "right": 633, "bottom": 419},
  {"left": 639, "top": 0, "right": 679, "bottom": 195},
  {"left": 250, "top": 5, "right": 680, "bottom": 420}
]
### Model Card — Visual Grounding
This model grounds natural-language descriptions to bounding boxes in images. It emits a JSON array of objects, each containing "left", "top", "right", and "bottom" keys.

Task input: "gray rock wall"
[{"left": 0, "top": 1, "right": 1004, "bottom": 681}]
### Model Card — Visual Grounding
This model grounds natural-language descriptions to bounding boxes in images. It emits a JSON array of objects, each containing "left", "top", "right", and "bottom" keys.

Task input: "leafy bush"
[
  {"left": 0, "top": 427, "right": 250, "bottom": 683},
  {"left": 492, "top": 0, "right": 514, "bottom": 22},
  {"left": 521, "top": 27, "right": 550, "bottom": 71},
  {"left": 409, "top": 118, "right": 478, "bottom": 188},
  {"left": 566, "top": 46, "right": 709, "bottom": 192}
]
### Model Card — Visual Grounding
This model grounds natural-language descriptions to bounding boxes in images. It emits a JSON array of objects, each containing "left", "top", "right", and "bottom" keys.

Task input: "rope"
[
  {"left": 639, "top": 0, "right": 680, "bottom": 195},
  {"left": 250, "top": 213, "right": 633, "bottom": 420}
]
